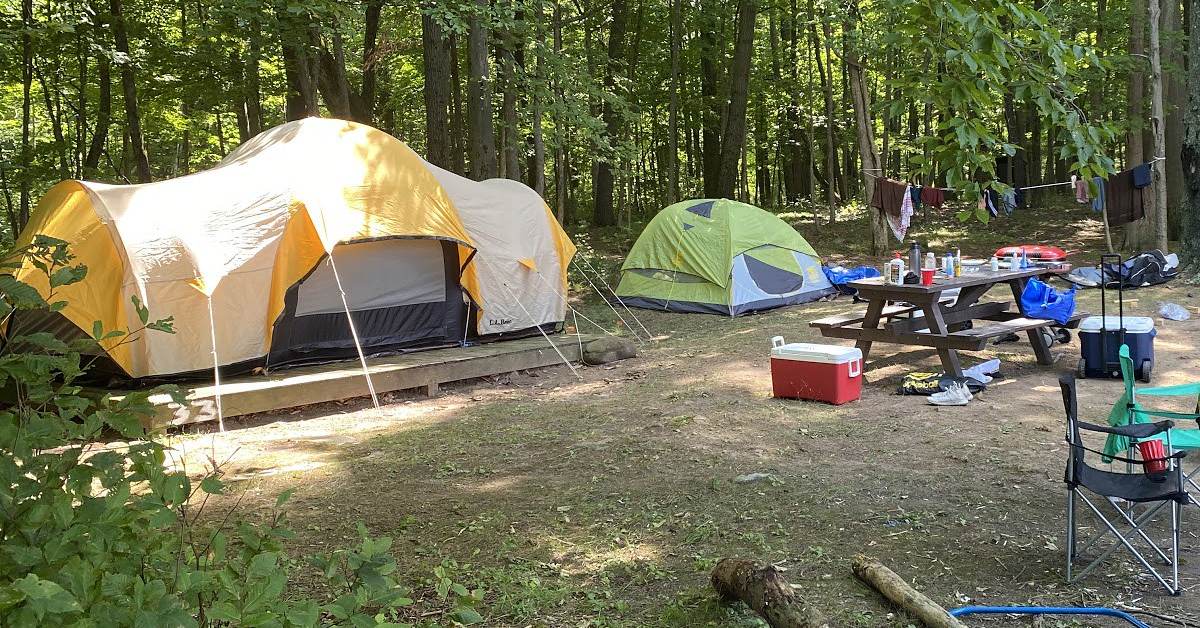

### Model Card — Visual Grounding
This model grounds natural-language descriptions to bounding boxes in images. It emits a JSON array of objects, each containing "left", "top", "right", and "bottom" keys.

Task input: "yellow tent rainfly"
[{"left": 7, "top": 118, "right": 575, "bottom": 379}]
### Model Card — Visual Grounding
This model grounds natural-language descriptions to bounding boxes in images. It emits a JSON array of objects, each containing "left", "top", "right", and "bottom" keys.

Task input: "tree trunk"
[
  {"left": 1150, "top": 0, "right": 1169, "bottom": 251},
  {"left": 552, "top": 0, "right": 569, "bottom": 221},
  {"left": 497, "top": 6, "right": 522, "bottom": 181},
  {"left": 529, "top": 0, "right": 547, "bottom": 195},
  {"left": 361, "top": 0, "right": 384, "bottom": 120},
  {"left": 277, "top": 6, "right": 318, "bottom": 120},
  {"left": 715, "top": 0, "right": 756, "bottom": 198},
  {"left": 1163, "top": 0, "right": 1186, "bottom": 236},
  {"left": 699, "top": 7, "right": 723, "bottom": 197},
  {"left": 1180, "top": 0, "right": 1200, "bottom": 266},
  {"left": 813, "top": 15, "right": 837, "bottom": 219},
  {"left": 449, "top": 34, "right": 467, "bottom": 174},
  {"left": 422, "top": 5, "right": 455, "bottom": 169},
  {"left": 844, "top": 3, "right": 887, "bottom": 253},
  {"left": 110, "top": 0, "right": 151, "bottom": 183},
  {"left": 1089, "top": 0, "right": 1107, "bottom": 120},
  {"left": 467, "top": 0, "right": 499, "bottom": 179},
  {"left": 1124, "top": 0, "right": 1149, "bottom": 248},
  {"left": 245, "top": 17, "right": 264, "bottom": 136},
  {"left": 710, "top": 559, "right": 828, "bottom": 628},
  {"left": 666, "top": 0, "right": 682, "bottom": 204},
  {"left": 593, "top": 0, "right": 628, "bottom": 226},
  {"left": 18, "top": 0, "right": 33, "bottom": 230}
]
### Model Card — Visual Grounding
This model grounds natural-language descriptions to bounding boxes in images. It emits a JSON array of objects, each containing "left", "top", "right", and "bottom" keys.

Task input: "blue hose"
[{"left": 949, "top": 606, "right": 1151, "bottom": 628}]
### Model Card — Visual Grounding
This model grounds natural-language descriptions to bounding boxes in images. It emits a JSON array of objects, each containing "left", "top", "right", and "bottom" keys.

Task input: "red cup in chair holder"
[{"left": 1138, "top": 440, "right": 1168, "bottom": 477}]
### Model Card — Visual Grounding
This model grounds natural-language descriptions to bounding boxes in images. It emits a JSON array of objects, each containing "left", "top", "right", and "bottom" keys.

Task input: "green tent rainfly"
[{"left": 615, "top": 199, "right": 835, "bottom": 315}]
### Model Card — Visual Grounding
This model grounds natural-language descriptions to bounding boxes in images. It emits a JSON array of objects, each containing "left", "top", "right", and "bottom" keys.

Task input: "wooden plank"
[
  {"left": 818, "top": 325, "right": 988, "bottom": 351},
  {"left": 954, "top": 316, "right": 1075, "bottom": 340},
  {"left": 809, "top": 304, "right": 919, "bottom": 329},
  {"left": 120, "top": 335, "right": 592, "bottom": 428},
  {"left": 884, "top": 301, "right": 1011, "bottom": 333}
]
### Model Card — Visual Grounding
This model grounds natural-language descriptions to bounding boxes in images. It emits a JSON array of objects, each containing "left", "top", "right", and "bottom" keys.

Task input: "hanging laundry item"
[
  {"left": 870, "top": 178, "right": 912, "bottom": 241},
  {"left": 1073, "top": 177, "right": 1090, "bottom": 204},
  {"left": 1090, "top": 176, "right": 1106, "bottom": 213},
  {"left": 910, "top": 185, "right": 923, "bottom": 209},
  {"left": 984, "top": 189, "right": 1000, "bottom": 218},
  {"left": 1132, "top": 163, "right": 1153, "bottom": 188},
  {"left": 1106, "top": 166, "right": 1149, "bottom": 226},
  {"left": 919, "top": 186, "right": 945, "bottom": 208},
  {"left": 1000, "top": 189, "right": 1018, "bottom": 215}
]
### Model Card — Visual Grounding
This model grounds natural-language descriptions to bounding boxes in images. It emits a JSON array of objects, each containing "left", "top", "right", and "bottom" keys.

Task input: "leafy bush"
[{"left": 0, "top": 237, "right": 454, "bottom": 626}]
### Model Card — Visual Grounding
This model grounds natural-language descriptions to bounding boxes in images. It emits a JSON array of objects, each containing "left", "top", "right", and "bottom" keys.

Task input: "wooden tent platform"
[{"left": 132, "top": 335, "right": 592, "bottom": 428}]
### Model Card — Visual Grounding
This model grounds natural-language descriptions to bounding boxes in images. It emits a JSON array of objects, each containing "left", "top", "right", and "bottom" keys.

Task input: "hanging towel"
[
  {"left": 1132, "top": 163, "right": 1153, "bottom": 188},
  {"left": 1074, "top": 178, "right": 1090, "bottom": 204},
  {"left": 870, "top": 178, "right": 911, "bottom": 241},
  {"left": 1106, "top": 167, "right": 1147, "bottom": 226},
  {"left": 1090, "top": 176, "right": 1106, "bottom": 213},
  {"left": 919, "top": 186, "right": 945, "bottom": 208}
]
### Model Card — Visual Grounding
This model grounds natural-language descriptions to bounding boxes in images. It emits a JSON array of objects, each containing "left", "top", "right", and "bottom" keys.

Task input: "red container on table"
[
  {"left": 994, "top": 244, "right": 1068, "bottom": 261},
  {"left": 770, "top": 337, "right": 863, "bottom": 405}
]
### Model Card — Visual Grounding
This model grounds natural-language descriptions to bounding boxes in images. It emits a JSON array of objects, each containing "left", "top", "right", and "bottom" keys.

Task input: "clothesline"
[{"left": 863, "top": 155, "right": 1168, "bottom": 193}]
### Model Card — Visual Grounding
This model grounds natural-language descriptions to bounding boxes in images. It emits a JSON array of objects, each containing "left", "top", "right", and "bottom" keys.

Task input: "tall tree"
[
  {"left": 1180, "top": 0, "right": 1200, "bottom": 266},
  {"left": 110, "top": 0, "right": 151, "bottom": 183},
  {"left": 422, "top": 5, "right": 455, "bottom": 169},
  {"left": 844, "top": 0, "right": 886, "bottom": 251},
  {"left": 1150, "top": 0, "right": 1169, "bottom": 251},
  {"left": 18, "top": 0, "right": 34, "bottom": 230},
  {"left": 276, "top": 6, "right": 318, "bottom": 120},
  {"left": 466, "top": 0, "right": 498, "bottom": 179},
  {"left": 812, "top": 11, "right": 837, "bottom": 217},
  {"left": 593, "top": 0, "right": 627, "bottom": 226},
  {"left": 715, "top": 0, "right": 755, "bottom": 198},
  {"left": 665, "top": 0, "right": 682, "bottom": 204}
]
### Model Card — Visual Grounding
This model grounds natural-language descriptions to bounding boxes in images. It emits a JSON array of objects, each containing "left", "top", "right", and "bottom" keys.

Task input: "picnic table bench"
[{"left": 810, "top": 266, "right": 1084, "bottom": 377}]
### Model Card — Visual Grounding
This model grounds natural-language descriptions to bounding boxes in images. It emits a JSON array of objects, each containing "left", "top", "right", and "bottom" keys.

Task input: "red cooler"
[{"left": 770, "top": 337, "right": 863, "bottom": 404}]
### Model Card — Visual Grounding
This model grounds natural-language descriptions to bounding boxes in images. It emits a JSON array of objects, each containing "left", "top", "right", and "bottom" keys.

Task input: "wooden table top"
[{"left": 848, "top": 265, "right": 1070, "bottom": 295}]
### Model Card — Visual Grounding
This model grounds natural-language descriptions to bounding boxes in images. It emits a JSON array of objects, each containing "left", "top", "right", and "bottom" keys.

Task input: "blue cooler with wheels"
[
  {"left": 1078, "top": 315, "right": 1156, "bottom": 381},
  {"left": 1076, "top": 253, "right": 1156, "bottom": 383}
]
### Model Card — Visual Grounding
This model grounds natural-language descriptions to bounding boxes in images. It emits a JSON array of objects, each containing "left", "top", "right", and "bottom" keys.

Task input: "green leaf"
[
  {"left": 453, "top": 607, "right": 483, "bottom": 625},
  {"left": 0, "top": 275, "right": 47, "bottom": 309},
  {"left": 276, "top": 488, "right": 296, "bottom": 508},
  {"left": 131, "top": 294, "right": 150, "bottom": 325},
  {"left": 49, "top": 265, "right": 87, "bottom": 288}
]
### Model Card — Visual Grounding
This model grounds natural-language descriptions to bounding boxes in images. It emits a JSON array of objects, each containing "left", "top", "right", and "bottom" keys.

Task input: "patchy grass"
[{"left": 174, "top": 198, "right": 1200, "bottom": 626}]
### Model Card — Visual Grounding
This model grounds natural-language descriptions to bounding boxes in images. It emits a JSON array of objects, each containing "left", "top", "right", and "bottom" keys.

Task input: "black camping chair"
[{"left": 1059, "top": 374, "right": 1189, "bottom": 595}]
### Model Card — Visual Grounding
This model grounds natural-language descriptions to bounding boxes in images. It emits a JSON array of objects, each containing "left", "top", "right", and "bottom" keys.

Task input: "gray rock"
[
  {"left": 734, "top": 472, "right": 781, "bottom": 484},
  {"left": 582, "top": 336, "right": 637, "bottom": 365}
]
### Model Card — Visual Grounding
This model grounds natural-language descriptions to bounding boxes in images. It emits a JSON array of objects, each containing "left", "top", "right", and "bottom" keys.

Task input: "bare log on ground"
[
  {"left": 710, "top": 558, "right": 828, "bottom": 628},
  {"left": 851, "top": 554, "right": 967, "bottom": 628}
]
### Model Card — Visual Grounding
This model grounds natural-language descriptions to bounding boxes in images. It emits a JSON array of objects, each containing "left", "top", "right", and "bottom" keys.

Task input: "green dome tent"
[{"left": 615, "top": 199, "right": 835, "bottom": 315}]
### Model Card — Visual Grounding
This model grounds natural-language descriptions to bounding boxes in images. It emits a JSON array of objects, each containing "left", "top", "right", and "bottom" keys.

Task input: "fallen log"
[
  {"left": 710, "top": 558, "right": 828, "bottom": 628},
  {"left": 851, "top": 554, "right": 967, "bottom": 628}
]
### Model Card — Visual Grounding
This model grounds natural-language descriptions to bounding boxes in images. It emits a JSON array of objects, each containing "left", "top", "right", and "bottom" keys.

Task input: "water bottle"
[{"left": 909, "top": 242, "right": 921, "bottom": 274}]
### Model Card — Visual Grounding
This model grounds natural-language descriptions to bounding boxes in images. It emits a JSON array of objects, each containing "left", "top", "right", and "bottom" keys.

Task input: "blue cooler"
[{"left": 1077, "top": 315, "right": 1156, "bottom": 381}]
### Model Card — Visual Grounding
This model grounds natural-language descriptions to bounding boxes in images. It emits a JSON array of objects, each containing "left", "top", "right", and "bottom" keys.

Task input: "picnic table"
[{"left": 810, "top": 266, "right": 1084, "bottom": 377}]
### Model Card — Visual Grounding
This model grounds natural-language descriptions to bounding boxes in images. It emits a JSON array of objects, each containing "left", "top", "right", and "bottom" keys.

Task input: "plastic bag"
[
  {"left": 1158, "top": 302, "right": 1190, "bottom": 321},
  {"left": 1020, "top": 277, "right": 1077, "bottom": 325}
]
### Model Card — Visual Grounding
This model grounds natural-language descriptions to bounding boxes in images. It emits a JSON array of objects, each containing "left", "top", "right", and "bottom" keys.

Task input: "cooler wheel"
[
  {"left": 1077, "top": 358, "right": 1087, "bottom": 379},
  {"left": 1054, "top": 328, "right": 1072, "bottom": 344},
  {"left": 1139, "top": 360, "right": 1152, "bottom": 383}
]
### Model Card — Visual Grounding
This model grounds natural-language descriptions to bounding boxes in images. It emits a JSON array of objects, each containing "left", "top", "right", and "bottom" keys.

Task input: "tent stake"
[
  {"left": 326, "top": 252, "right": 381, "bottom": 409},
  {"left": 205, "top": 295, "right": 225, "bottom": 432}
]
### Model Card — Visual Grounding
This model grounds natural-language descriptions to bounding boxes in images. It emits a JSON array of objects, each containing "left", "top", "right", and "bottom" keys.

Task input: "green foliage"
[
  {"left": 0, "top": 239, "right": 419, "bottom": 626},
  {"left": 878, "top": 0, "right": 1118, "bottom": 222}
]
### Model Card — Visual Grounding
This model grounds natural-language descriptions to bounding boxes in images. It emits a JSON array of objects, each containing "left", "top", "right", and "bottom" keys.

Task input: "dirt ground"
[{"left": 172, "top": 200, "right": 1200, "bottom": 627}]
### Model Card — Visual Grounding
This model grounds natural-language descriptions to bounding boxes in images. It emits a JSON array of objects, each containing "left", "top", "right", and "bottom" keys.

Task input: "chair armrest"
[{"left": 1078, "top": 420, "right": 1174, "bottom": 439}]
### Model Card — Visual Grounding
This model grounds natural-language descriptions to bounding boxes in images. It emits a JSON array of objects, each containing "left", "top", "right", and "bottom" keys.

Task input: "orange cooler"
[{"left": 769, "top": 337, "right": 863, "bottom": 404}]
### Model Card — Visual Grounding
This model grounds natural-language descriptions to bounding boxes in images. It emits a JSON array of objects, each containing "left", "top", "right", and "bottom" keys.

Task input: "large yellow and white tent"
[{"left": 8, "top": 117, "right": 575, "bottom": 379}]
